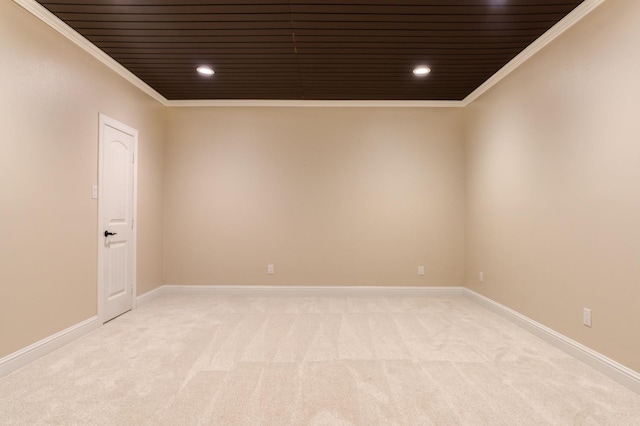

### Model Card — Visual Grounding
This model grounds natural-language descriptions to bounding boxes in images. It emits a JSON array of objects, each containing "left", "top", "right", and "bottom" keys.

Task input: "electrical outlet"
[
  {"left": 267, "top": 264, "right": 274, "bottom": 274},
  {"left": 479, "top": 272, "right": 484, "bottom": 283},
  {"left": 583, "top": 308, "right": 592, "bottom": 327},
  {"left": 418, "top": 266, "right": 425, "bottom": 276}
]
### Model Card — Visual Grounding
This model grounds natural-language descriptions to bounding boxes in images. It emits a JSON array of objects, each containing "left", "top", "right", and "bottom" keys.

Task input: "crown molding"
[
  {"left": 15, "top": 0, "right": 605, "bottom": 109},
  {"left": 165, "top": 99, "right": 464, "bottom": 108},
  {"left": 462, "top": 0, "right": 607, "bottom": 106},
  {"left": 13, "top": 0, "right": 169, "bottom": 106}
]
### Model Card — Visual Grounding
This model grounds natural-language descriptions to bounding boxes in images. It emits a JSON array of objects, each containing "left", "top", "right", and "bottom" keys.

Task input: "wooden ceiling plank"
[
  {"left": 52, "top": 12, "right": 293, "bottom": 23},
  {"left": 289, "top": 13, "right": 571, "bottom": 23},
  {"left": 43, "top": 4, "right": 291, "bottom": 14},
  {"left": 288, "top": 4, "right": 581, "bottom": 15},
  {"left": 55, "top": 20, "right": 294, "bottom": 30},
  {"left": 285, "top": 0, "right": 579, "bottom": 6}
]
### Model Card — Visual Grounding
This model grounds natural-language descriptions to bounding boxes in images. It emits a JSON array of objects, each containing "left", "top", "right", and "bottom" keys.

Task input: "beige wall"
[
  {"left": 164, "top": 107, "right": 465, "bottom": 287},
  {"left": 0, "top": 1, "right": 164, "bottom": 358},
  {"left": 464, "top": 0, "right": 640, "bottom": 372}
]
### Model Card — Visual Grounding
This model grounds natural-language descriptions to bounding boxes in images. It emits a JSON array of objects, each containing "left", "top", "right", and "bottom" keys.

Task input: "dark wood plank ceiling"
[{"left": 36, "top": 0, "right": 585, "bottom": 101}]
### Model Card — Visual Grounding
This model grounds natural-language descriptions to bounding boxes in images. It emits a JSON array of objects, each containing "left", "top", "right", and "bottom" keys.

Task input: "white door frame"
[{"left": 97, "top": 113, "right": 138, "bottom": 323}]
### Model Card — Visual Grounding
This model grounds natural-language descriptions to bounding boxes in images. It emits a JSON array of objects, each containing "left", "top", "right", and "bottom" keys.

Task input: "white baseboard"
[
  {"left": 0, "top": 316, "right": 99, "bottom": 378},
  {"left": 464, "top": 288, "right": 640, "bottom": 394},
  {"left": 161, "top": 285, "right": 465, "bottom": 298},
  {"left": 136, "top": 286, "right": 165, "bottom": 306}
]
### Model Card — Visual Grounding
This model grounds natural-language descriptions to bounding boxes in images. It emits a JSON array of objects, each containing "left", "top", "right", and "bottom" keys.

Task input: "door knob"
[{"left": 104, "top": 230, "right": 117, "bottom": 237}]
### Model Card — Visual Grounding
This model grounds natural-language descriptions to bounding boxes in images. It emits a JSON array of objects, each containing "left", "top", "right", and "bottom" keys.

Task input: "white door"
[{"left": 98, "top": 114, "right": 137, "bottom": 323}]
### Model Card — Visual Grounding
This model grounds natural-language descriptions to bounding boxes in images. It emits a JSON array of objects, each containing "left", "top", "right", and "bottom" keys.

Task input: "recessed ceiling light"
[
  {"left": 413, "top": 66, "right": 431, "bottom": 76},
  {"left": 196, "top": 66, "right": 215, "bottom": 76}
]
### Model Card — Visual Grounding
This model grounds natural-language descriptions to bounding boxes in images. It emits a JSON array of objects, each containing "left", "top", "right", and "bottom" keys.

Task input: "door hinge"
[
  {"left": 132, "top": 153, "right": 135, "bottom": 163},
  {"left": 131, "top": 219, "right": 134, "bottom": 230}
]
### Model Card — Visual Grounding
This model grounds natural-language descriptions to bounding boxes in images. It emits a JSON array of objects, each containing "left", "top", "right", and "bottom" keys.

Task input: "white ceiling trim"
[
  {"left": 15, "top": 0, "right": 606, "bottom": 109},
  {"left": 462, "top": 0, "right": 607, "bottom": 106},
  {"left": 13, "top": 0, "right": 169, "bottom": 105},
  {"left": 166, "top": 99, "right": 464, "bottom": 108}
]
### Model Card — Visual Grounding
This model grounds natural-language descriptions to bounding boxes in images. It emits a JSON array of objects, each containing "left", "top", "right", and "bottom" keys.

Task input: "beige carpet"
[{"left": 0, "top": 294, "right": 639, "bottom": 425}]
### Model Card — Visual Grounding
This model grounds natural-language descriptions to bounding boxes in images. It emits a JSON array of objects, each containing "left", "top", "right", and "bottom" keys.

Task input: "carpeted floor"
[{"left": 0, "top": 294, "right": 639, "bottom": 425}]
